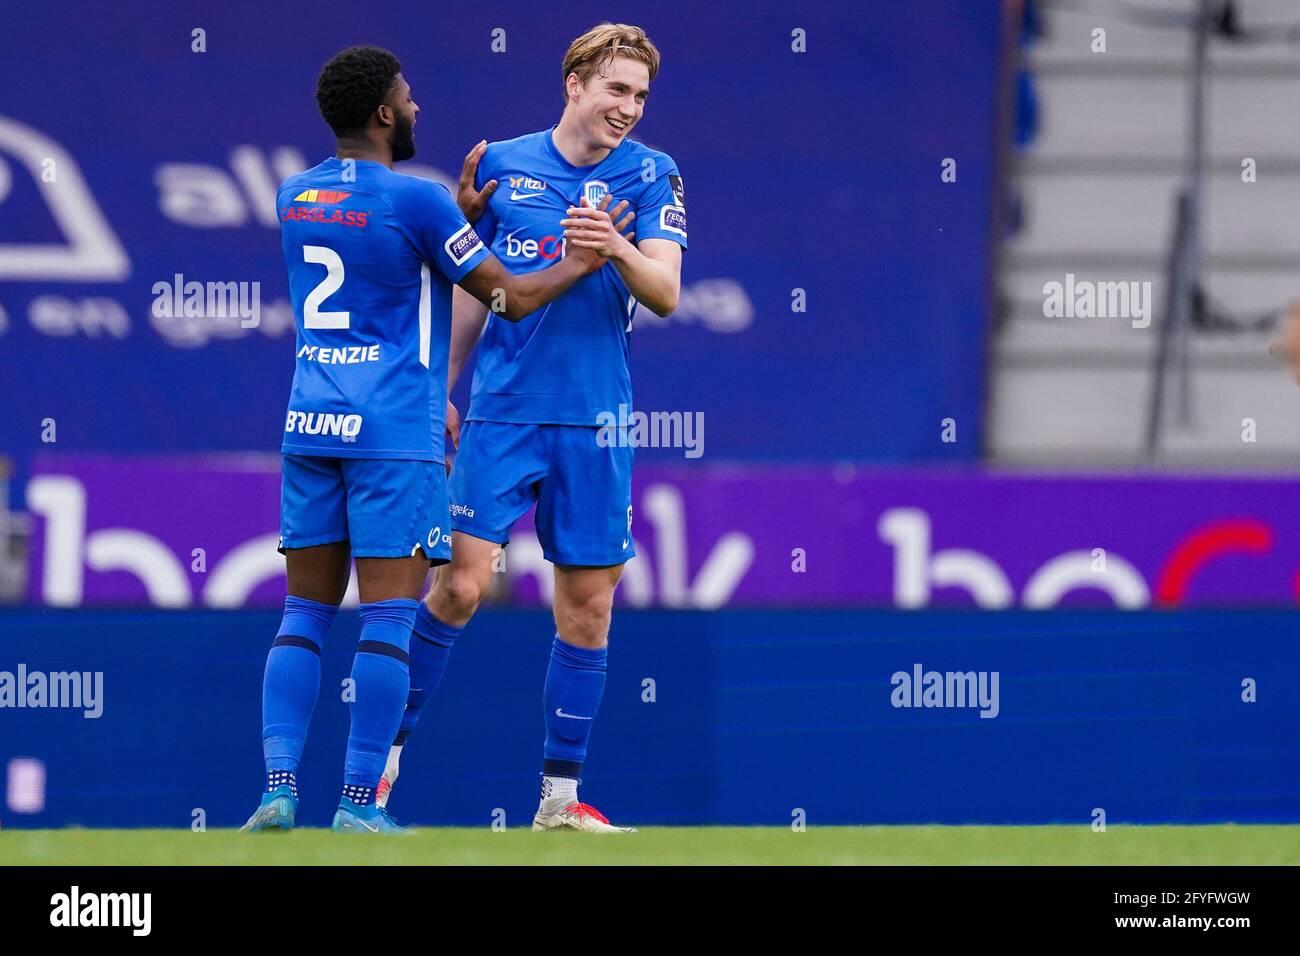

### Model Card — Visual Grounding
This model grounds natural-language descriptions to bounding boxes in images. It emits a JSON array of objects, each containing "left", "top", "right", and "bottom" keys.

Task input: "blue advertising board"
[{"left": 2, "top": 609, "right": 1296, "bottom": 828}]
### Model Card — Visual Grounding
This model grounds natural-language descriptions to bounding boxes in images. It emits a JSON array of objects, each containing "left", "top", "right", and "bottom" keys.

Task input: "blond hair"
[{"left": 561, "top": 23, "right": 660, "bottom": 106}]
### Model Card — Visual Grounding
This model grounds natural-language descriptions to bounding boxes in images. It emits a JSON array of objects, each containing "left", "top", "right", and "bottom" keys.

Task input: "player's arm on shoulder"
[{"left": 455, "top": 140, "right": 498, "bottom": 223}]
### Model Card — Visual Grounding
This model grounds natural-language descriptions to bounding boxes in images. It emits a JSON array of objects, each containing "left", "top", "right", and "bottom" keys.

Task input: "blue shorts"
[
  {"left": 279, "top": 454, "right": 452, "bottom": 563},
  {"left": 450, "top": 421, "right": 634, "bottom": 567}
]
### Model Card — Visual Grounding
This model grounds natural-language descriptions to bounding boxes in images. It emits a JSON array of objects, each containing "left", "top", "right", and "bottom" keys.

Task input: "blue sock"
[
  {"left": 394, "top": 603, "right": 461, "bottom": 745},
  {"left": 344, "top": 599, "right": 417, "bottom": 800},
  {"left": 262, "top": 596, "right": 337, "bottom": 776},
  {"left": 542, "top": 636, "right": 607, "bottom": 778}
]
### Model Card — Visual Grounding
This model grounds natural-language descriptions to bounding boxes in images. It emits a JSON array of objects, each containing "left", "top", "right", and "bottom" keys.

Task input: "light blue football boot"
[
  {"left": 240, "top": 784, "right": 297, "bottom": 832},
  {"left": 331, "top": 798, "right": 410, "bottom": 834}
]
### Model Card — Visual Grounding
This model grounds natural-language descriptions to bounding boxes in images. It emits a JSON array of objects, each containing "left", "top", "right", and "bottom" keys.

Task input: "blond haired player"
[{"left": 379, "top": 24, "right": 686, "bottom": 832}]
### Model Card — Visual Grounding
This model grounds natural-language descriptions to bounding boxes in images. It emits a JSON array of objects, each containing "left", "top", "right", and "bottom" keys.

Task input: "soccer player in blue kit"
[
  {"left": 376, "top": 24, "right": 686, "bottom": 832},
  {"left": 241, "top": 45, "right": 632, "bottom": 834}
]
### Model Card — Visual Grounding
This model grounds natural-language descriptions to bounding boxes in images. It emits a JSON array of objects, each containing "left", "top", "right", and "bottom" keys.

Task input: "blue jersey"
[
  {"left": 467, "top": 129, "right": 688, "bottom": 425},
  {"left": 277, "top": 157, "right": 489, "bottom": 459}
]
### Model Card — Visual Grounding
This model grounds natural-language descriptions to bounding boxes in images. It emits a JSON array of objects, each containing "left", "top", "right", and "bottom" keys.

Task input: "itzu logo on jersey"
[
  {"left": 508, "top": 175, "right": 547, "bottom": 200},
  {"left": 285, "top": 410, "right": 363, "bottom": 441}
]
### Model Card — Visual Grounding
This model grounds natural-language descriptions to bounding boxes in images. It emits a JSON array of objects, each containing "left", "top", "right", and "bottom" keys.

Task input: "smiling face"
[{"left": 565, "top": 54, "right": 650, "bottom": 152}]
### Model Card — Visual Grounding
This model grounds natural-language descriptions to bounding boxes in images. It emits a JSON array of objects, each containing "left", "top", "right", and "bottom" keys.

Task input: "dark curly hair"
[{"left": 315, "top": 46, "right": 402, "bottom": 136}]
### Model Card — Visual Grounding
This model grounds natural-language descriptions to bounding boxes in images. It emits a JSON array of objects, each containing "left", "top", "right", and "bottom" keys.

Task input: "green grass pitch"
[{"left": 3, "top": 825, "right": 1298, "bottom": 865}]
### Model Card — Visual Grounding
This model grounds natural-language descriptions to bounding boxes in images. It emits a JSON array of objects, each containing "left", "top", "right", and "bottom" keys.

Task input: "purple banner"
[{"left": 23, "top": 455, "right": 1300, "bottom": 608}]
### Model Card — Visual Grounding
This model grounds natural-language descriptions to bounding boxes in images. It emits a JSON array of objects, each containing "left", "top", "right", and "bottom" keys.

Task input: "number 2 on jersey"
[
  {"left": 303, "top": 245, "right": 349, "bottom": 329},
  {"left": 301, "top": 244, "right": 432, "bottom": 369}
]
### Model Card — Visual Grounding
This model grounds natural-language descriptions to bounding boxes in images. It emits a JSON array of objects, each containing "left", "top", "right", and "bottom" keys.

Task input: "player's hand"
[
  {"left": 456, "top": 140, "right": 498, "bottom": 223},
  {"left": 562, "top": 195, "right": 635, "bottom": 270},
  {"left": 444, "top": 400, "right": 462, "bottom": 475},
  {"left": 1269, "top": 299, "right": 1300, "bottom": 385}
]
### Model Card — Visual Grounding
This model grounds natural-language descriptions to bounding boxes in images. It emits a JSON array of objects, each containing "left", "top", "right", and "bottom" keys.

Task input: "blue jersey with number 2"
[{"left": 277, "top": 157, "right": 490, "bottom": 460}]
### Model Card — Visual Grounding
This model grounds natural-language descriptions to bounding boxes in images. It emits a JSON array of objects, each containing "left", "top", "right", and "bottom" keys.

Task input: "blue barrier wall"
[{"left": 2, "top": 609, "right": 1297, "bottom": 829}]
